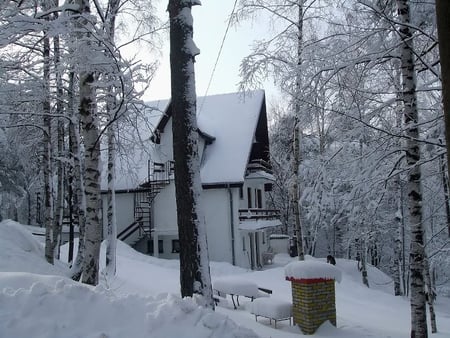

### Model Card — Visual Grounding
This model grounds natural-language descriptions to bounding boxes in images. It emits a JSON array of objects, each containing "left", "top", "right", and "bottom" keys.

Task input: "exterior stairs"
[{"left": 117, "top": 161, "right": 173, "bottom": 248}]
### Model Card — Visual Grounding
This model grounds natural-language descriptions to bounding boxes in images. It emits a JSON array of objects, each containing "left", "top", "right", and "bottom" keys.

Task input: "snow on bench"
[
  {"left": 249, "top": 298, "right": 292, "bottom": 328},
  {"left": 213, "top": 277, "right": 270, "bottom": 309}
]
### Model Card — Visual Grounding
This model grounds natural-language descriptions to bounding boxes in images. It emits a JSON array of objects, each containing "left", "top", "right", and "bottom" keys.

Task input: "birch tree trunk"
[
  {"left": 439, "top": 154, "right": 450, "bottom": 237},
  {"left": 105, "top": 125, "right": 117, "bottom": 276},
  {"left": 65, "top": 0, "right": 87, "bottom": 276},
  {"left": 68, "top": 71, "right": 87, "bottom": 280},
  {"left": 104, "top": 0, "right": 121, "bottom": 278},
  {"left": 423, "top": 255, "right": 437, "bottom": 333},
  {"left": 394, "top": 64, "right": 405, "bottom": 296},
  {"left": 168, "top": 0, "right": 214, "bottom": 308},
  {"left": 52, "top": 16, "right": 65, "bottom": 259},
  {"left": 396, "top": 1, "right": 428, "bottom": 336},
  {"left": 394, "top": 193, "right": 404, "bottom": 296},
  {"left": 78, "top": 0, "right": 102, "bottom": 286},
  {"left": 293, "top": 0, "right": 305, "bottom": 261},
  {"left": 42, "top": 26, "right": 54, "bottom": 265},
  {"left": 435, "top": 1, "right": 450, "bottom": 232}
]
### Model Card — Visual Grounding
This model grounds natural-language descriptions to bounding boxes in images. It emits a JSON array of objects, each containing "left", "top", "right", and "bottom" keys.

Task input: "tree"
[
  {"left": 396, "top": 0, "right": 428, "bottom": 336},
  {"left": 435, "top": 0, "right": 450, "bottom": 237},
  {"left": 104, "top": 0, "right": 121, "bottom": 278},
  {"left": 76, "top": 0, "right": 102, "bottom": 286},
  {"left": 168, "top": 0, "right": 214, "bottom": 308}
]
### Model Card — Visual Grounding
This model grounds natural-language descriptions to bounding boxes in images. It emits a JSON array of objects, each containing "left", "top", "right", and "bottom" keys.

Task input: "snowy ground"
[{"left": 0, "top": 220, "right": 449, "bottom": 338}]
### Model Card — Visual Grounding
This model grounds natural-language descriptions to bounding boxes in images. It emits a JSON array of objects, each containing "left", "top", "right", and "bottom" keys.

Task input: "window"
[
  {"left": 264, "top": 183, "right": 273, "bottom": 192},
  {"left": 247, "top": 188, "right": 252, "bottom": 208},
  {"left": 262, "top": 232, "right": 266, "bottom": 244},
  {"left": 148, "top": 239, "right": 164, "bottom": 254},
  {"left": 239, "top": 186, "right": 244, "bottom": 199},
  {"left": 172, "top": 239, "right": 180, "bottom": 253},
  {"left": 256, "top": 189, "right": 262, "bottom": 208},
  {"left": 242, "top": 237, "right": 246, "bottom": 251}
]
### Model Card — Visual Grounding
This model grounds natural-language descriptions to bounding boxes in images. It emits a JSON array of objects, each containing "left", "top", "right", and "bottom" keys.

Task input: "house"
[{"left": 101, "top": 90, "right": 282, "bottom": 270}]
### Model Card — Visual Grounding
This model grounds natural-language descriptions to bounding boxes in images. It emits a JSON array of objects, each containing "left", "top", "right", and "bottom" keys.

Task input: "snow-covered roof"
[
  {"left": 102, "top": 90, "right": 268, "bottom": 190},
  {"left": 153, "top": 90, "right": 268, "bottom": 186},
  {"left": 196, "top": 90, "right": 266, "bottom": 185},
  {"left": 284, "top": 261, "right": 342, "bottom": 283}
]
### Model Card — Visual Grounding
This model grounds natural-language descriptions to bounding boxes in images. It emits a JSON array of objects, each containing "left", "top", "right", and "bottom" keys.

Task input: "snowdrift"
[
  {"left": 0, "top": 221, "right": 257, "bottom": 338},
  {"left": 0, "top": 220, "right": 449, "bottom": 338}
]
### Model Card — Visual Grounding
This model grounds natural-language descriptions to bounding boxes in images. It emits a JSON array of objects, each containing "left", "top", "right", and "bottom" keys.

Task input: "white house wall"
[
  {"left": 240, "top": 176, "right": 270, "bottom": 209},
  {"left": 153, "top": 183, "right": 245, "bottom": 267},
  {"left": 155, "top": 119, "right": 206, "bottom": 164},
  {"left": 155, "top": 119, "right": 173, "bottom": 163},
  {"left": 101, "top": 192, "right": 136, "bottom": 242},
  {"left": 201, "top": 188, "right": 234, "bottom": 264},
  {"left": 153, "top": 181, "right": 178, "bottom": 234}
]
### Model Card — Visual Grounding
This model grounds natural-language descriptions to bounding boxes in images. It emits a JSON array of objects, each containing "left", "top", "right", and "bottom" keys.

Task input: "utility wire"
[{"left": 199, "top": 0, "right": 239, "bottom": 114}]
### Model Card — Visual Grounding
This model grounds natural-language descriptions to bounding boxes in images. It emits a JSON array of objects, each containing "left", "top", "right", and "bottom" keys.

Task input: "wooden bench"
[
  {"left": 213, "top": 277, "right": 271, "bottom": 309},
  {"left": 249, "top": 298, "right": 292, "bottom": 328}
]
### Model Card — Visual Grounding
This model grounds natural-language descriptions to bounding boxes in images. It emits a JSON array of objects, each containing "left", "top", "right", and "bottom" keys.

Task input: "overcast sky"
[{"left": 144, "top": 1, "right": 278, "bottom": 101}]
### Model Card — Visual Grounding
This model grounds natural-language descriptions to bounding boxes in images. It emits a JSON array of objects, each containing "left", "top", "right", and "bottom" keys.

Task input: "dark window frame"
[{"left": 172, "top": 239, "right": 180, "bottom": 253}]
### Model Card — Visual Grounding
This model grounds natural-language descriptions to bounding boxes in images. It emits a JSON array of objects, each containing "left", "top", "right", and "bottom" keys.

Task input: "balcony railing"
[
  {"left": 246, "top": 159, "right": 273, "bottom": 174},
  {"left": 239, "top": 208, "right": 281, "bottom": 221},
  {"left": 147, "top": 160, "right": 174, "bottom": 182}
]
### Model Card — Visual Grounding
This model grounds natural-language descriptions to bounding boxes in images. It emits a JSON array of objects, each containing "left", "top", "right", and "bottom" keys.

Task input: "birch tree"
[
  {"left": 396, "top": 0, "right": 428, "bottom": 336},
  {"left": 104, "top": 0, "right": 121, "bottom": 278},
  {"left": 42, "top": 3, "right": 54, "bottom": 264},
  {"left": 168, "top": 0, "right": 214, "bottom": 308},
  {"left": 435, "top": 0, "right": 450, "bottom": 237},
  {"left": 76, "top": 0, "right": 102, "bottom": 286}
]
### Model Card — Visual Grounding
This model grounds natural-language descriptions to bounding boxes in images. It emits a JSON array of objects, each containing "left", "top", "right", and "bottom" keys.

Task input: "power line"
[{"left": 199, "top": 0, "right": 239, "bottom": 114}]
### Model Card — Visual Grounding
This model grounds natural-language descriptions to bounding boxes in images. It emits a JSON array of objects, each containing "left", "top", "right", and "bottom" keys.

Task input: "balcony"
[
  {"left": 246, "top": 159, "right": 273, "bottom": 175},
  {"left": 239, "top": 208, "right": 281, "bottom": 221}
]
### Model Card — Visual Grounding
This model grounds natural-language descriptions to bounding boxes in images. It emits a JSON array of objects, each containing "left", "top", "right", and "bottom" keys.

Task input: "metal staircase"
[{"left": 117, "top": 161, "right": 173, "bottom": 246}]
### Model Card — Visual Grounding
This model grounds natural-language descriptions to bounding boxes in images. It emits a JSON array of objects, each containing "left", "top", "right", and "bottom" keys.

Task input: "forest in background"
[{"left": 0, "top": 1, "right": 449, "bottom": 336}]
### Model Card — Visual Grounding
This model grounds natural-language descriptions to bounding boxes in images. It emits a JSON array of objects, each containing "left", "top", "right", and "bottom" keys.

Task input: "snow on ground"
[{"left": 1, "top": 219, "right": 450, "bottom": 338}]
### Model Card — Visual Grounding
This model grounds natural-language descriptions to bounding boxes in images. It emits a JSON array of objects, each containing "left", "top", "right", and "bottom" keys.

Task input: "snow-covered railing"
[
  {"left": 147, "top": 160, "right": 174, "bottom": 182},
  {"left": 238, "top": 209, "right": 280, "bottom": 221},
  {"left": 246, "top": 159, "right": 272, "bottom": 173}
]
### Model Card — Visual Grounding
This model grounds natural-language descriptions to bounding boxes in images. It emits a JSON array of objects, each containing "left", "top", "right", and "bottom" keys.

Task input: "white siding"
[
  {"left": 153, "top": 182, "right": 178, "bottom": 233},
  {"left": 240, "top": 176, "right": 271, "bottom": 209},
  {"left": 202, "top": 188, "right": 234, "bottom": 264},
  {"left": 101, "top": 192, "right": 134, "bottom": 236}
]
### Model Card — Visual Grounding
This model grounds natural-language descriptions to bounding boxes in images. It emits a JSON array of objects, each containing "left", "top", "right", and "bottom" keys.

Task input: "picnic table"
[{"left": 213, "top": 276, "right": 271, "bottom": 309}]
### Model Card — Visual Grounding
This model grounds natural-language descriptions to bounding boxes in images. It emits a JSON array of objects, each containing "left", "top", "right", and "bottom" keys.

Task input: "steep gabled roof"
[
  {"left": 102, "top": 90, "right": 270, "bottom": 191},
  {"left": 153, "top": 89, "right": 269, "bottom": 186}
]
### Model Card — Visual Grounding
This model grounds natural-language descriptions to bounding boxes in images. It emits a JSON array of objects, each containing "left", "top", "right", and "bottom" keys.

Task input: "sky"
[
  {"left": 143, "top": 1, "right": 278, "bottom": 101},
  {"left": 2, "top": 219, "right": 450, "bottom": 338}
]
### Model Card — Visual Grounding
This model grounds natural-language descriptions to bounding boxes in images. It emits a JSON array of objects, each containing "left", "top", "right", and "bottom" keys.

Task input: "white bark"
[
  {"left": 42, "top": 25, "right": 54, "bottom": 265},
  {"left": 52, "top": 22, "right": 64, "bottom": 260},
  {"left": 77, "top": 0, "right": 102, "bottom": 286},
  {"left": 105, "top": 124, "right": 117, "bottom": 277},
  {"left": 69, "top": 95, "right": 87, "bottom": 280},
  {"left": 396, "top": 1, "right": 428, "bottom": 337},
  {"left": 104, "top": 0, "right": 121, "bottom": 278}
]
